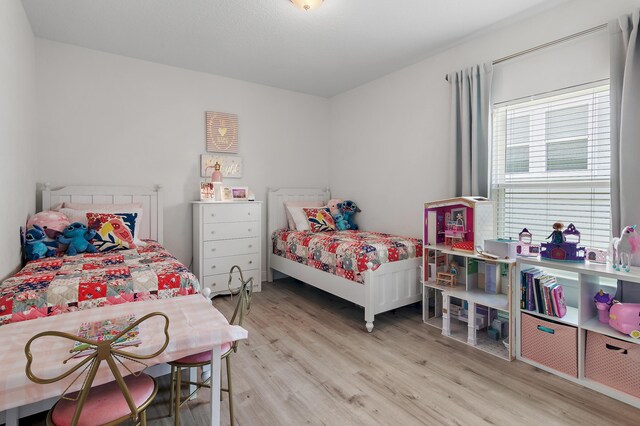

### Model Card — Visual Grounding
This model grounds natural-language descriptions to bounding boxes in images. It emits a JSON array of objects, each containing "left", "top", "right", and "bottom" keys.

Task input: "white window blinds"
[{"left": 490, "top": 82, "right": 611, "bottom": 248}]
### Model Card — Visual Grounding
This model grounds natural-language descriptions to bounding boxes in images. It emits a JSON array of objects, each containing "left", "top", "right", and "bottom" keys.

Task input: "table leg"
[
  {"left": 5, "top": 407, "right": 18, "bottom": 426},
  {"left": 209, "top": 344, "right": 222, "bottom": 426}
]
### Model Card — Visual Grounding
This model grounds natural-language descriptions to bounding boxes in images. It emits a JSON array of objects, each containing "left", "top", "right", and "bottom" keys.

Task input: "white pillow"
[
  {"left": 58, "top": 207, "right": 146, "bottom": 246},
  {"left": 285, "top": 202, "right": 327, "bottom": 231}
]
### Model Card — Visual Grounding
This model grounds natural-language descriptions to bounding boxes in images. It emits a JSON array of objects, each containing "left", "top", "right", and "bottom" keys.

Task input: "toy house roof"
[{"left": 424, "top": 196, "right": 491, "bottom": 209}]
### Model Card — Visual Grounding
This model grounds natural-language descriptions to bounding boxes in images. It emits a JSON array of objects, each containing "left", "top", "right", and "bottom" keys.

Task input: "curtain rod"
[{"left": 445, "top": 23, "right": 607, "bottom": 81}]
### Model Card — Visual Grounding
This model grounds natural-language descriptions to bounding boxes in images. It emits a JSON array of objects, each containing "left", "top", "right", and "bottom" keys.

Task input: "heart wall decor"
[{"left": 206, "top": 111, "right": 238, "bottom": 153}]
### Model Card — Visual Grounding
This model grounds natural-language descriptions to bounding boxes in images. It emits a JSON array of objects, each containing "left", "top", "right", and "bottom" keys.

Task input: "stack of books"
[{"left": 520, "top": 269, "right": 567, "bottom": 318}]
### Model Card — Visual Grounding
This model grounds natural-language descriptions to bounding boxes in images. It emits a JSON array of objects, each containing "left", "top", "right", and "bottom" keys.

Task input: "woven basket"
[
  {"left": 585, "top": 331, "right": 640, "bottom": 398},
  {"left": 521, "top": 313, "right": 578, "bottom": 377}
]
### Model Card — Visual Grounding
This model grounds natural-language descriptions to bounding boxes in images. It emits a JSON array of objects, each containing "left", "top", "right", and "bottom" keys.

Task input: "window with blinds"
[{"left": 490, "top": 82, "right": 611, "bottom": 248}]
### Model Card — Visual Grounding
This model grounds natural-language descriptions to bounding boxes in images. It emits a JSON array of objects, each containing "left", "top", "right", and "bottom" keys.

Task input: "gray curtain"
[
  {"left": 611, "top": 10, "right": 640, "bottom": 298},
  {"left": 448, "top": 63, "right": 493, "bottom": 197},
  {"left": 610, "top": 10, "right": 640, "bottom": 240}
]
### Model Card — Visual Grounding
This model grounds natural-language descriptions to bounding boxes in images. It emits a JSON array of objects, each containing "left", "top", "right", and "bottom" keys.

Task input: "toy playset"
[
  {"left": 436, "top": 260, "right": 459, "bottom": 287},
  {"left": 608, "top": 301, "right": 640, "bottom": 338},
  {"left": 423, "top": 197, "right": 495, "bottom": 253},
  {"left": 594, "top": 289, "right": 614, "bottom": 323},
  {"left": 516, "top": 228, "right": 540, "bottom": 257},
  {"left": 539, "top": 223, "right": 586, "bottom": 262}
]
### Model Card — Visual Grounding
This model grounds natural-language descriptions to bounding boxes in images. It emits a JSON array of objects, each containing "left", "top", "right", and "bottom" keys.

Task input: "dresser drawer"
[
  {"left": 203, "top": 203, "right": 260, "bottom": 223},
  {"left": 203, "top": 254, "right": 259, "bottom": 276},
  {"left": 203, "top": 269, "right": 261, "bottom": 294},
  {"left": 203, "top": 237, "right": 259, "bottom": 257},
  {"left": 203, "top": 221, "right": 259, "bottom": 241}
]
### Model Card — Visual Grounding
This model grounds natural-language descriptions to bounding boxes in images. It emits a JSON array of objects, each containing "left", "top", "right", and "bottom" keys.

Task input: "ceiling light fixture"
[{"left": 290, "top": 0, "right": 324, "bottom": 11}]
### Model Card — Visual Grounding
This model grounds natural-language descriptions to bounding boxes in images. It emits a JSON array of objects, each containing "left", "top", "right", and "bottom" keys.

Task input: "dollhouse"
[{"left": 424, "top": 197, "right": 495, "bottom": 253}]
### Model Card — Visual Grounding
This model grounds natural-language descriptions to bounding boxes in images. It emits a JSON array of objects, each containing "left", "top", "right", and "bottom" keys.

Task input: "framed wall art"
[
  {"left": 200, "top": 154, "right": 243, "bottom": 178},
  {"left": 206, "top": 111, "right": 238, "bottom": 153}
]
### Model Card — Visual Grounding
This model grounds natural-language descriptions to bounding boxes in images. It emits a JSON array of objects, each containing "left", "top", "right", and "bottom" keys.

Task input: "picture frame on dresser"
[{"left": 192, "top": 201, "right": 262, "bottom": 297}]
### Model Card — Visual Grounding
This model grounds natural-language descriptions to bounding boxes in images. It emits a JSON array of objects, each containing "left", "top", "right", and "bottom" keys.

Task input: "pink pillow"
[{"left": 284, "top": 200, "right": 324, "bottom": 230}]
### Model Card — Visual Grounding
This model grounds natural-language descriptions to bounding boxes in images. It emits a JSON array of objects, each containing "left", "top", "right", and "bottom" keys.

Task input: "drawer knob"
[
  {"left": 211, "top": 213, "right": 215, "bottom": 217},
  {"left": 249, "top": 260, "right": 253, "bottom": 265},
  {"left": 248, "top": 228, "right": 252, "bottom": 232},
  {"left": 211, "top": 231, "right": 215, "bottom": 234},
  {"left": 249, "top": 244, "right": 253, "bottom": 248},
  {"left": 212, "top": 283, "right": 217, "bottom": 287},
  {"left": 211, "top": 248, "right": 216, "bottom": 252},
  {"left": 211, "top": 265, "right": 216, "bottom": 269},
  {"left": 248, "top": 212, "right": 251, "bottom": 216}
]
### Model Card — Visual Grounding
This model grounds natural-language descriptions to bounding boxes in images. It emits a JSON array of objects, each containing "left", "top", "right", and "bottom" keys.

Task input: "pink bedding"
[
  {"left": 273, "top": 229, "right": 422, "bottom": 283},
  {"left": 0, "top": 241, "right": 199, "bottom": 326}
]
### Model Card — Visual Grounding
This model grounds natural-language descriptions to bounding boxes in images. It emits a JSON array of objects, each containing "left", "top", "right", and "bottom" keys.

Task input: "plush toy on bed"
[
  {"left": 23, "top": 225, "right": 57, "bottom": 261},
  {"left": 57, "top": 222, "right": 97, "bottom": 255},
  {"left": 333, "top": 213, "right": 349, "bottom": 231},
  {"left": 327, "top": 199, "right": 343, "bottom": 218},
  {"left": 337, "top": 200, "right": 361, "bottom": 231}
]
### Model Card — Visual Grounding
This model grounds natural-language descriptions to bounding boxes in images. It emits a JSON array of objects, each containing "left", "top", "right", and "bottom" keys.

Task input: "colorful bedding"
[
  {"left": 0, "top": 241, "right": 200, "bottom": 326},
  {"left": 273, "top": 229, "right": 422, "bottom": 283}
]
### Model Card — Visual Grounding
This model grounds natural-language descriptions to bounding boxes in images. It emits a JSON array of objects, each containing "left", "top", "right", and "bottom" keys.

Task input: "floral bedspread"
[
  {"left": 273, "top": 230, "right": 422, "bottom": 283},
  {"left": 0, "top": 241, "right": 200, "bottom": 326}
]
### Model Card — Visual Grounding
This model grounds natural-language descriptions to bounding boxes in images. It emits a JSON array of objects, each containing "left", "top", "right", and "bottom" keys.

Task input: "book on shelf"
[
  {"left": 72, "top": 314, "right": 141, "bottom": 357},
  {"left": 520, "top": 269, "right": 566, "bottom": 319}
]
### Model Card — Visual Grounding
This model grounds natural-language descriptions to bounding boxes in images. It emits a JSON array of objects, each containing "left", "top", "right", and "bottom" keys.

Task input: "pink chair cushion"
[
  {"left": 173, "top": 341, "right": 232, "bottom": 364},
  {"left": 51, "top": 373, "right": 155, "bottom": 426}
]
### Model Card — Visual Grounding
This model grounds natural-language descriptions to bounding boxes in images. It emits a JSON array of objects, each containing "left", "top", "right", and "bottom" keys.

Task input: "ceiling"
[{"left": 22, "top": 0, "right": 565, "bottom": 97}]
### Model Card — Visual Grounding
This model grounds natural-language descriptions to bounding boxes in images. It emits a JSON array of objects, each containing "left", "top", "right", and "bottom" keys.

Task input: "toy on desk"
[
  {"left": 594, "top": 289, "right": 614, "bottom": 324},
  {"left": 516, "top": 228, "right": 540, "bottom": 257},
  {"left": 436, "top": 260, "right": 458, "bottom": 287},
  {"left": 610, "top": 225, "right": 639, "bottom": 272},
  {"left": 609, "top": 301, "right": 640, "bottom": 338},
  {"left": 540, "top": 222, "right": 586, "bottom": 262}
]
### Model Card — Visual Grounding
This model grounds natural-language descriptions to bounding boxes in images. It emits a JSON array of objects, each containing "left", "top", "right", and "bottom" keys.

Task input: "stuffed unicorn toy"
[{"left": 611, "top": 225, "right": 640, "bottom": 272}]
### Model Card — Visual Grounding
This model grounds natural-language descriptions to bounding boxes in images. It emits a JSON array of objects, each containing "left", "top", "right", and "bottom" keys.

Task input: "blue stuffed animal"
[
  {"left": 24, "top": 225, "right": 57, "bottom": 261},
  {"left": 333, "top": 213, "right": 350, "bottom": 231},
  {"left": 337, "top": 200, "right": 361, "bottom": 230},
  {"left": 57, "top": 222, "right": 97, "bottom": 256}
]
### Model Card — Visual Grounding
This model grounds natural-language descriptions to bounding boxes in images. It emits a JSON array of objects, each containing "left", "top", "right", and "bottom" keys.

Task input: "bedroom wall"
[
  {"left": 328, "top": 0, "right": 640, "bottom": 240},
  {"left": 35, "top": 39, "right": 330, "bottom": 273},
  {"left": 0, "top": 0, "right": 37, "bottom": 279}
]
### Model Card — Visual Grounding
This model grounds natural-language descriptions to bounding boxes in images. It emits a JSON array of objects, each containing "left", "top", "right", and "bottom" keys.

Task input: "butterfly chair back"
[
  {"left": 227, "top": 265, "right": 253, "bottom": 353},
  {"left": 25, "top": 312, "right": 170, "bottom": 426}
]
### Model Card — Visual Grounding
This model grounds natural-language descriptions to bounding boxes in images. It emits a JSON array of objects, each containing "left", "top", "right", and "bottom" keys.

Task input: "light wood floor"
[{"left": 25, "top": 278, "right": 640, "bottom": 425}]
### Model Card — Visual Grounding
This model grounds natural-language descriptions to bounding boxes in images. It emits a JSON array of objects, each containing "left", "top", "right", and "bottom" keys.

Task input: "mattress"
[
  {"left": 272, "top": 229, "right": 422, "bottom": 283},
  {"left": 0, "top": 241, "right": 200, "bottom": 326}
]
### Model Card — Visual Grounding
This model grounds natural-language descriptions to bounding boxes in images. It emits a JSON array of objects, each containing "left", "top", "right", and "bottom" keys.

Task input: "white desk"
[{"left": 0, "top": 294, "right": 247, "bottom": 426}]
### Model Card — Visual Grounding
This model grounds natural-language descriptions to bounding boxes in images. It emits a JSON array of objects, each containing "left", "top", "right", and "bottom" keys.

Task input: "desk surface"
[{"left": 0, "top": 294, "right": 247, "bottom": 412}]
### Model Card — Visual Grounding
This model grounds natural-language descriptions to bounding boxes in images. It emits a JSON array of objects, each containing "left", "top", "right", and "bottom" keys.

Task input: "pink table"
[{"left": 0, "top": 294, "right": 247, "bottom": 426}]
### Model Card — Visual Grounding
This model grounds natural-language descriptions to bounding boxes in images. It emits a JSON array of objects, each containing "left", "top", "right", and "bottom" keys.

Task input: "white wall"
[
  {"left": 329, "top": 0, "right": 640, "bottom": 240},
  {"left": 35, "top": 39, "right": 330, "bottom": 270},
  {"left": 0, "top": 0, "right": 36, "bottom": 279}
]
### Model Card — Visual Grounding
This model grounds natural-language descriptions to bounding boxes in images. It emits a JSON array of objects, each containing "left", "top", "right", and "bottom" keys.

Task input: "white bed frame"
[
  {"left": 267, "top": 187, "right": 422, "bottom": 332},
  {"left": 42, "top": 183, "right": 163, "bottom": 243}
]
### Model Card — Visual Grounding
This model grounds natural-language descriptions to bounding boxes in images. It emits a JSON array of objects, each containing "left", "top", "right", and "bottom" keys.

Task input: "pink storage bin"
[
  {"left": 585, "top": 331, "right": 640, "bottom": 398},
  {"left": 521, "top": 313, "right": 578, "bottom": 377}
]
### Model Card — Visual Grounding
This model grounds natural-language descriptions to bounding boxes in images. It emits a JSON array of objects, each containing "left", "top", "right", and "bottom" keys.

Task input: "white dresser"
[{"left": 193, "top": 201, "right": 262, "bottom": 296}]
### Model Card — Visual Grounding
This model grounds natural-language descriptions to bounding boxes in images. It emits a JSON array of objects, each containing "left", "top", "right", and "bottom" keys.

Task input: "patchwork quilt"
[
  {"left": 273, "top": 229, "right": 422, "bottom": 283},
  {"left": 0, "top": 241, "right": 200, "bottom": 326}
]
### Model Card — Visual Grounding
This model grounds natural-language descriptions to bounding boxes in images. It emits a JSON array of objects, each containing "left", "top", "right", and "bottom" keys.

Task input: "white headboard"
[
  {"left": 267, "top": 186, "right": 330, "bottom": 238},
  {"left": 42, "top": 184, "right": 164, "bottom": 244}
]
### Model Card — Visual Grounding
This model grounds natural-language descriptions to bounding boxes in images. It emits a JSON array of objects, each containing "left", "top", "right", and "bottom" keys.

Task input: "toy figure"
[
  {"left": 547, "top": 222, "right": 566, "bottom": 244},
  {"left": 594, "top": 289, "right": 614, "bottom": 323},
  {"left": 610, "top": 225, "right": 639, "bottom": 272},
  {"left": 336, "top": 200, "right": 360, "bottom": 231},
  {"left": 26, "top": 210, "right": 69, "bottom": 240},
  {"left": 57, "top": 222, "right": 98, "bottom": 256},
  {"left": 24, "top": 225, "right": 57, "bottom": 261}
]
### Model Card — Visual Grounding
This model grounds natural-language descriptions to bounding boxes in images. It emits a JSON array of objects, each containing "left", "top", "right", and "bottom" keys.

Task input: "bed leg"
[
  {"left": 365, "top": 321, "right": 374, "bottom": 332},
  {"left": 267, "top": 268, "right": 274, "bottom": 283}
]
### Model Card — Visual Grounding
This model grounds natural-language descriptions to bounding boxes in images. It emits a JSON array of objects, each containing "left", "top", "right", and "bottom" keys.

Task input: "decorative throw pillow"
[
  {"left": 57, "top": 204, "right": 146, "bottom": 246},
  {"left": 284, "top": 201, "right": 325, "bottom": 230},
  {"left": 87, "top": 212, "right": 138, "bottom": 252},
  {"left": 303, "top": 208, "right": 336, "bottom": 232}
]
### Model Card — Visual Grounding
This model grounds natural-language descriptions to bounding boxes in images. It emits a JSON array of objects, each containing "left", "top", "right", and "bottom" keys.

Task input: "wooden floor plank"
[{"left": 23, "top": 278, "right": 640, "bottom": 425}]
